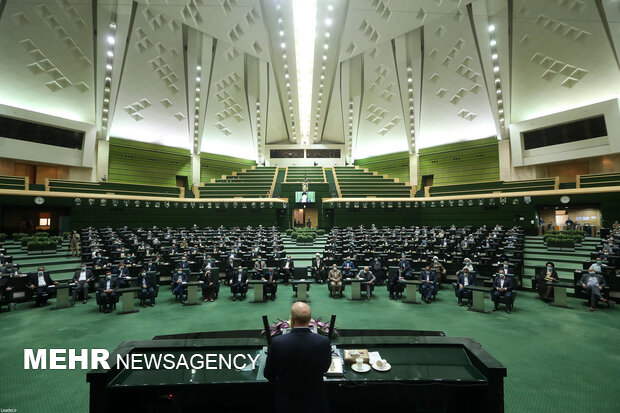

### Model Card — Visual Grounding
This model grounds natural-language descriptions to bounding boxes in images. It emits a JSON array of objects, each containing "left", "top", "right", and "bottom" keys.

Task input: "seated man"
[
  {"left": 144, "top": 258, "right": 158, "bottom": 273},
  {"left": 72, "top": 264, "right": 94, "bottom": 304},
  {"left": 123, "top": 252, "right": 136, "bottom": 266},
  {"left": 312, "top": 253, "right": 326, "bottom": 284},
  {"left": 172, "top": 268, "right": 188, "bottom": 304},
  {"left": 200, "top": 268, "right": 219, "bottom": 302},
  {"left": 0, "top": 271, "right": 13, "bottom": 307},
  {"left": 371, "top": 256, "right": 386, "bottom": 285},
  {"left": 229, "top": 265, "right": 248, "bottom": 301},
  {"left": 262, "top": 267, "right": 278, "bottom": 301},
  {"left": 580, "top": 269, "right": 608, "bottom": 311},
  {"left": 419, "top": 266, "right": 437, "bottom": 304},
  {"left": 328, "top": 264, "right": 343, "bottom": 298},
  {"left": 28, "top": 267, "right": 58, "bottom": 307},
  {"left": 98, "top": 271, "right": 118, "bottom": 313},
  {"left": 430, "top": 256, "right": 446, "bottom": 285},
  {"left": 280, "top": 256, "right": 294, "bottom": 284},
  {"left": 356, "top": 266, "right": 376, "bottom": 300},
  {"left": 138, "top": 268, "right": 155, "bottom": 307},
  {"left": 176, "top": 256, "right": 191, "bottom": 270},
  {"left": 499, "top": 260, "right": 512, "bottom": 276},
  {"left": 341, "top": 257, "right": 356, "bottom": 278},
  {"left": 93, "top": 253, "right": 109, "bottom": 269},
  {"left": 456, "top": 268, "right": 476, "bottom": 307},
  {"left": 114, "top": 262, "right": 131, "bottom": 288},
  {"left": 398, "top": 255, "right": 411, "bottom": 278},
  {"left": 387, "top": 267, "right": 405, "bottom": 300},
  {"left": 254, "top": 255, "right": 267, "bottom": 278},
  {"left": 202, "top": 255, "right": 216, "bottom": 271},
  {"left": 492, "top": 270, "right": 513, "bottom": 314},
  {"left": 589, "top": 257, "right": 606, "bottom": 274},
  {"left": 461, "top": 257, "right": 474, "bottom": 272}
]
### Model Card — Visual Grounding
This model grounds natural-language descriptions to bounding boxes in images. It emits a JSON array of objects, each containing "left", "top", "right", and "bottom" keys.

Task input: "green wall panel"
[
  {"left": 108, "top": 138, "right": 192, "bottom": 187},
  {"left": 354, "top": 151, "right": 410, "bottom": 183},
  {"left": 200, "top": 153, "right": 257, "bottom": 183},
  {"left": 418, "top": 137, "right": 499, "bottom": 186}
]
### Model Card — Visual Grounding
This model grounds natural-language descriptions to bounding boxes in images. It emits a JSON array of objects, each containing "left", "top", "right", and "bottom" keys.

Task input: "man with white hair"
[
  {"left": 356, "top": 266, "right": 376, "bottom": 300},
  {"left": 312, "top": 253, "right": 326, "bottom": 283},
  {"left": 264, "top": 302, "right": 332, "bottom": 412}
]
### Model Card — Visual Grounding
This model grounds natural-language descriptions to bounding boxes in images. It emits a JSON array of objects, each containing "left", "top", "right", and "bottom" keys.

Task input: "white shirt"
[
  {"left": 284, "top": 261, "right": 290, "bottom": 269},
  {"left": 463, "top": 276, "right": 469, "bottom": 287},
  {"left": 500, "top": 278, "right": 505, "bottom": 288},
  {"left": 37, "top": 274, "right": 46, "bottom": 287},
  {"left": 106, "top": 280, "right": 111, "bottom": 289},
  {"left": 237, "top": 271, "right": 243, "bottom": 282},
  {"left": 79, "top": 270, "right": 87, "bottom": 281}
]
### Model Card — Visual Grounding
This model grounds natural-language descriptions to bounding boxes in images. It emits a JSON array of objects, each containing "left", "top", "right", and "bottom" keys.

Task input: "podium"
[
  {"left": 465, "top": 286, "right": 492, "bottom": 313},
  {"left": 547, "top": 281, "right": 573, "bottom": 308},
  {"left": 345, "top": 278, "right": 362, "bottom": 300},
  {"left": 117, "top": 287, "right": 140, "bottom": 315},
  {"left": 290, "top": 280, "right": 312, "bottom": 301},
  {"left": 50, "top": 284, "right": 72, "bottom": 310},
  {"left": 248, "top": 280, "right": 267, "bottom": 303},
  {"left": 183, "top": 281, "right": 203, "bottom": 305},
  {"left": 400, "top": 279, "right": 421, "bottom": 304}
]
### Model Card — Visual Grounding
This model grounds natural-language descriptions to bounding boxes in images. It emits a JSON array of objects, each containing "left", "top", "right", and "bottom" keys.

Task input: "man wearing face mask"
[
  {"left": 138, "top": 269, "right": 155, "bottom": 307},
  {"left": 0, "top": 271, "right": 13, "bottom": 309},
  {"left": 419, "top": 266, "right": 437, "bottom": 304},
  {"left": 98, "top": 271, "right": 118, "bottom": 313},
  {"left": 580, "top": 269, "right": 608, "bottom": 311},
  {"left": 430, "top": 256, "right": 446, "bottom": 285},
  {"left": 229, "top": 265, "right": 248, "bottom": 301},
  {"left": 262, "top": 267, "right": 278, "bottom": 301},
  {"left": 72, "top": 264, "right": 94, "bottom": 304},
  {"left": 356, "top": 266, "right": 376, "bottom": 300},
  {"left": 328, "top": 264, "right": 343, "bottom": 298},
  {"left": 456, "top": 268, "right": 475, "bottom": 307},
  {"left": 28, "top": 267, "right": 58, "bottom": 307},
  {"left": 492, "top": 270, "right": 513, "bottom": 314},
  {"left": 537, "top": 262, "right": 558, "bottom": 302},
  {"left": 280, "top": 256, "right": 294, "bottom": 285},
  {"left": 177, "top": 256, "right": 190, "bottom": 270},
  {"left": 173, "top": 268, "right": 188, "bottom": 303},
  {"left": 254, "top": 255, "right": 267, "bottom": 278},
  {"left": 311, "top": 253, "right": 326, "bottom": 284},
  {"left": 588, "top": 257, "right": 606, "bottom": 274}
]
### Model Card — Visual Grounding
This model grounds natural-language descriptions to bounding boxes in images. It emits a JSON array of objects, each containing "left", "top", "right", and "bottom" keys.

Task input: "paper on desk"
[{"left": 368, "top": 351, "right": 382, "bottom": 365}]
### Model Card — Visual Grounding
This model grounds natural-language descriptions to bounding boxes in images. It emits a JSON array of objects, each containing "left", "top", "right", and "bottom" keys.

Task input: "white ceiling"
[{"left": 0, "top": 0, "right": 618, "bottom": 160}]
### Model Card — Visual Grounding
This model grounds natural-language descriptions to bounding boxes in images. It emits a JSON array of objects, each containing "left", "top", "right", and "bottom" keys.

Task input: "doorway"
[
  {"left": 176, "top": 175, "right": 188, "bottom": 188},
  {"left": 538, "top": 206, "right": 601, "bottom": 236},
  {"left": 421, "top": 174, "right": 434, "bottom": 187},
  {"left": 292, "top": 207, "right": 318, "bottom": 228}
]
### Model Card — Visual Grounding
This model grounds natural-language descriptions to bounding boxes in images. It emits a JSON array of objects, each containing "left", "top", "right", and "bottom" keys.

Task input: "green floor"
[{"left": 0, "top": 285, "right": 618, "bottom": 412}]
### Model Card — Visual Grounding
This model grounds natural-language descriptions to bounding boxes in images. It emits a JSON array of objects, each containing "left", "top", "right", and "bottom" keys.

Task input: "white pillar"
[
  {"left": 409, "top": 152, "right": 419, "bottom": 190},
  {"left": 191, "top": 154, "right": 201, "bottom": 186},
  {"left": 498, "top": 139, "right": 512, "bottom": 181},
  {"left": 96, "top": 140, "right": 109, "bottom": 182}
]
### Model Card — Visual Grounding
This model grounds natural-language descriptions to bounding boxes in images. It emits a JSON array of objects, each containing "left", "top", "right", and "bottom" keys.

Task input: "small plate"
[
  {"left": 372, "top": 362, "right": 391, "bottom": 372},
  {"left": 351, "top": 363, "right": 371, "bottom": 373}
]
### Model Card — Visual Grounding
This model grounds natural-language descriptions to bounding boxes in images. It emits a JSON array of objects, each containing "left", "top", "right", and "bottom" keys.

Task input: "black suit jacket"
[
  {"left": 72, "top": 269, "right": 94, "bottom": 282},
  {"left": 28, "top": 272, "right": 54, "bottom": 287},
  {"left": 264, "top": 328, "right": 331, "bottom": 412},
  {"left": 493, "top": 276, "right": 513, "bottom": 292},
  {"left": 98, "top": 277, "right": 118, "bottom": 293}
]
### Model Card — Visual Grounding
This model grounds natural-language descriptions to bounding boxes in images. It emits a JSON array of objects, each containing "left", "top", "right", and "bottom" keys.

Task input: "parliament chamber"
[{"left": 1, "top": 0, "right": 620, "bottom": 412}]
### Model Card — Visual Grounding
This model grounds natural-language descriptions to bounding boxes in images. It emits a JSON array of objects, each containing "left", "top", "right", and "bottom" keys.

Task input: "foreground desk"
[
  {"left": 248, "top": 280, "right": 266, "bottom": 303},
  {"left": 290, "top": 279, "right": 312, "bottom": 301},
  {"left": 50, "top": 284, "right": 71, "bottom": 310},
  {"left": 117, "top": 287, "right": 140, "bottom": 315},
  {"left": 465, "top": 285, "right": 493, "bottom": 313},
  {"left": 87, "top": 331, "right": 506, "bottom": 413},
  {"left": 546, "top": 281, "right": 573, "bottom": 308},
  {"left": 344, "top": 278, "right": 362, "bottom": 300},
  {"left": 400, "top": 279, "right": 421, "bottom": 303}
]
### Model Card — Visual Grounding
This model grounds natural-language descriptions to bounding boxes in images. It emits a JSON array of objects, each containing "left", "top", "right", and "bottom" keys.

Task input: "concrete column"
[
  {"left": 191, "top": 154, "right": 201, "bottom": 186},
  {"left": 498, "top": 139, "right": 512, "bottom": 181},
  {"left": 95, "top": 139, "right": 109, "bottom": 182},
  {"left": 409, "top": 152, "right": 419, "bottom": 189}
]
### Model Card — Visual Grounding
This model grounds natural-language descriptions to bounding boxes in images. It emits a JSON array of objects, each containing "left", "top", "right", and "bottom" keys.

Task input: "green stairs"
[
  {"left": 2, "top": 240, "right": 81, "bottom": 280},
  {"left": 281, "top": 234, "right": 328, "bottom": 269}
]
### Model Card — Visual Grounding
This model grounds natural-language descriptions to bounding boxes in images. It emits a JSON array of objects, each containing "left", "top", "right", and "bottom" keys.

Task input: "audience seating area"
[
  {"left": 196, "top": 166, "right": 277, "bottom": 198},
  {"left": 0, "top": 175, "right": 29, "bottom": 190},
  {"left": 578, "top": 172, "right": 620, "bottom": 189},
  {"left": 284, "top": 166, "right": 326, "bottom": 183},
  {"left": 46, "top": 179, "right": 184, "bottom": 198},
  {"left": 426, "top": 177, "right": 558, "bottom": 197},
  {"left": 333, "top": 166, "right": 413, "bottom": 197}
]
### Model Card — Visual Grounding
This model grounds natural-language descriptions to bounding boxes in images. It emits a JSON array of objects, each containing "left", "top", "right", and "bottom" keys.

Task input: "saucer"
[
  {"left": 371, "top": 362, "right": 391, "bottom": 372},
  {"left": 351, "top": 363, "right": 371, "bottom": 373}
]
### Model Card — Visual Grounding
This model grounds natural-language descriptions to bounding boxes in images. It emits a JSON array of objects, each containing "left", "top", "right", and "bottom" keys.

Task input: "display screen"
[{"left": 295, "top": 191, "right": 315, "bottom": 203}]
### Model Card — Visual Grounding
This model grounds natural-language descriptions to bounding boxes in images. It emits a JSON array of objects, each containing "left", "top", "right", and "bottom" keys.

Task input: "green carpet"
[{"left": 0, "top": 286, "right": 618, "bottom": 412}]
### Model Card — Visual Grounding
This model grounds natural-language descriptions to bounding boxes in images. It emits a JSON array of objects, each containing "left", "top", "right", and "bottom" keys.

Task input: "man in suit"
[
  {"left": 202, "top": 255, "right": 216, "bottom": 271},
  {"left": 172, "top": 268, "right": 188, "bottom": 303},
  {"left": 28, "top": 267, "right": 58, "bottom": 307},
  {"left": 580, "top": 269, "right": 608, "bottom": 311},
  {"left": 71, "top": 264, "right": 94, "bottom": 304},
  {"left": 419, "top": 266, "right": 437, "bottom": 304},
  {"left": 176, "top": 256, "right": 191, "bottom": 270},
  {"left": 398, "top": 254, "right": 411, "bottom": 278},
  {"left": 356, "top": 266, "right": 376, "bottom": 300},
  {"left": 430, "top": 256, "right": 446, "bottom": 285},
  {"left": 144, "top": 259, "right": 158, "bottom": 273},
  {"left": 138, "top": 268, "right": 156, "bottom": 307},
  {"left": 254, "top": 255, "right": 267, "bottom": 278},
  {"left": 0, "top": 272, "right": 12, "bottom": 307},
  {"left": 200, "top": 268, "right": 219, "bottom": 302},
  {"left": 264, "top": 302, "right": 332, "bottom": 413},
  {"left": 280, "top": 255, "right": 294, "bottom": 284},
  {"left": 312, "top": 253, "right": 326, "bottom": 283},
  {"left": 229, "top": 265, "right": 248, "bottom": 301},
  {"left": 114, "top": 262, "right": 131, "bottom": 288},
  {"left": 387, "top": 267, "right": 405, "bottom": 300},
  {"left": 492, "top": 270, "right": 513, "bottom": 314},
  {"left": 262, "top": 267, "right": 278, "bottom": 301},
  {"left": 93, "top": 253, "right": 109, "bottom": 269},
  {"left": 341, "top": 256, "right": 355, "bottom": 278},
  {"left": 98, "top": 271, "right": 118, "bottom": 313},
  {"left": 456, "top": 268, "right": 476, "bottom": 308},
  {"left": 328, "top": 264, "right": 343, "bottom": 298}
]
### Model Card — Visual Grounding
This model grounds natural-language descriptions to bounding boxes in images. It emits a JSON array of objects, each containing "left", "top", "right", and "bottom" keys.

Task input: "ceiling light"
[
  {"left": 195, "top": 97, "right": 200, "bottom": 102},
  {"left": 328, "top": 5, "right": 333, "bottom": 11},
  {"left": 278, "top": 17, "right": 283, "bottom": 24},
  {"left": 325, "top": 32, "right": 330, "bottom": 38},
  {"left": 488, "top": 24, "right": 495, "bottom": 32},
  {"left": 107, "top": 51, "right": 113, "bottom": 58},
  {"left": 279, "top": 30, "right": 284, "bottom": 37},
  {"left": 493, "top": 66, "right": 499, "bottom": 73},
  {"left": 495, "top": 78, "right": 500, "bottom": 84},
  {"left": 325, "top": 18, "right": 332, "bottom": 26},
  {"left": 324, "top": 44, "right": 328, "bottom": 50},
  {"left": 196, "top": 76, "right": 201, "bottom": 82},
  {"left": 498, "top": 109, "right": 504, "bottom": 114},
  {"left": 286, "top": 82, "right": 290, "bottom": 87},
  {"left": 322, "top": 55, "right": 327, "bottom": 60},
  {"left": 496, "top": 88, "right": 502, "bottom": 94},
  {"left": 293, "top": 0, "right": 317, "bottom": 145},
  {"left": 490, "top": 39, "right": 496, "bottom": 47},
  {"left": 491, "top": 54, "right": 498, "bottom": 60},
  {"left": 106, "top": 64, "right": 112, "bottom": 70},
  {"left": 408, "top": 77, "right": 412, "bottom": 83},
  {"left": 281, "top": 42, "right": 286, "bottom": 49},
  {"left": 498, "top": 99, "right": 503, "bottom": 104},
  {"left": 283, "top": 53, "right": 287, "bottom": 59},
  {"left": 110, "top": 22, "right": 116, "bottom": 29},
  {"left": 107, "top": 35, "right": 115, "bottom": 45},
  {"left": 320, "top": 75, "right": 324, "bottom": 80}
]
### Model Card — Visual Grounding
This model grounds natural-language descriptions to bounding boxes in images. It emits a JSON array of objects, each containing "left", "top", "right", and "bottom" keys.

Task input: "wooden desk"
[
  {"left": 465, "top": 285, "right": 493, "bottom": 313},
  {"left": 399, "top": 279, "right": 421, "bottom": 304},
  {"left": 546, "top": 281, "right": 573, "bottom": 308}
]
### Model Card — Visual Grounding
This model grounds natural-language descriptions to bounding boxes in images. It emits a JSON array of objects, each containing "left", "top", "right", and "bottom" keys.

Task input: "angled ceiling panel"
[
  {"left": 419, "top": 9, "right": 496, "bottom": 149},
  {"left": 511, "top": 0, "right": 620, "bottom": 122},
  {"left": 322, "top": 62, "right": 345, "bottom": 144},
  {"left": 266, "top": 63, "right": 288, "bottom": 144},
  {"left": 0, "top": 0, "right": 95, "bottom": 122},
  {"left": 110, "top": 4, "right": 189, "bottom": 148}
]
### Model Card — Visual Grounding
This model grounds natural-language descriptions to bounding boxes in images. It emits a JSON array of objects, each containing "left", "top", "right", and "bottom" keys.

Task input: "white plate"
[
  {"left": 372, "top": 362, "right": 391, "bottom": 372},
  {"left": 351, "top": 363, "right": 371, "bottom": 373}
]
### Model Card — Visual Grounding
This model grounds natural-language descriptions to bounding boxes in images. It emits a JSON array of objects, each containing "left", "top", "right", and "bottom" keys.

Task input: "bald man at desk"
[{"left": 264, "top": 302, "right": 332, "bottom": 412}]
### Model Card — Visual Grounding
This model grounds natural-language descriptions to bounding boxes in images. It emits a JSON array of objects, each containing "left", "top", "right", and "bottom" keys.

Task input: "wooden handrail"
[
  {"left": 269, "top": 167, "right": 278, "bottom": 198},
  {"left": 332, "top": 167, "right": 342, "bottom": 198}
]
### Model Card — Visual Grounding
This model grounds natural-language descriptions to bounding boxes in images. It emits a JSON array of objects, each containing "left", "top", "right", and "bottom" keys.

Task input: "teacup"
[{"left": 355, "top": 357, "right": 364, "bottom": 369}]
